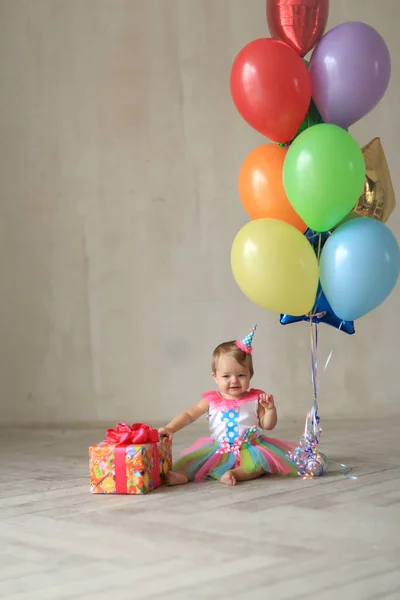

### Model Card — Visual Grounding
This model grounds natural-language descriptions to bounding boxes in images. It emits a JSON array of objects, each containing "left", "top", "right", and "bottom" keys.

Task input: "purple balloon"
[{"left": 310, "top": 22, "right": 391, "bottom": 129}]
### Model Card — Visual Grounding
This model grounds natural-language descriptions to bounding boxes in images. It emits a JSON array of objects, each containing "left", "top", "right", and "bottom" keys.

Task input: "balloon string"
[
  {"left": 291, "top": 234, "right": 356, "bottom": 480},
  {"left": 307, "top": 234, "right": 326, "bottom": 444},
  {"left": 308, "top": 320, "right": 319, "bottom": 445},
  {"left": 309, "top": 233, "right": 324, "bottom": 316},
  {"left": 311, "top": 321, "right": 357, "bottom": 480},
  {"left": 317, "top": 232, "right": 322, "bottom": 261},
  {"left": 308, "top": 314, "right": 356, "bottom": 480},
  {"left": 312, "top": 232, "right": 337, "bottom": 389},
  {"left": 316, "top": 320, "right": 343, "bottom": 390}
]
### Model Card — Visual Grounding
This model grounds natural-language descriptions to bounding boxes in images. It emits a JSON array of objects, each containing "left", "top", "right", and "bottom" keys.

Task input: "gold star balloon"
[{"left": 353, "top": 137, "right": 395, "bottom": 223}]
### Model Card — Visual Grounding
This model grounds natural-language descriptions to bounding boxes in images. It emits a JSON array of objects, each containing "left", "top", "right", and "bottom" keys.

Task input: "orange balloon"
[{"left": 238, "top": 144, "right": 306, "bottom": 232}]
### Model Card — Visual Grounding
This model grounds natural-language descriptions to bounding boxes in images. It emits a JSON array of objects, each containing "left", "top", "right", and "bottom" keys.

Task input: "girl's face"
[{"left": 212, "top": 354, "right": 251, "bottom": 398}]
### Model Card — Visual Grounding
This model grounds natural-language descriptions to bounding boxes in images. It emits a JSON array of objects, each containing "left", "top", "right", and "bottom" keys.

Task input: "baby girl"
[{"left": 159, "top": 326, "right": 297, "bottom": 486}]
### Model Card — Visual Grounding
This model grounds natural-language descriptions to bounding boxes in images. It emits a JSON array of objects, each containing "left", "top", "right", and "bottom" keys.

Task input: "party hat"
[{"left": 236, "top": 324, "right": 257, "bottom": 354}]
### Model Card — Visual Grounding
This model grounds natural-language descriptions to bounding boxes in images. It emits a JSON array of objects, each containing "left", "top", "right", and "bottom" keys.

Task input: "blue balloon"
[
  {"left": 320, "top": 218, "right": 400, "bottom": 321},
  {"left": 280, "top": 284, "right": 355, "bottom": 334}
]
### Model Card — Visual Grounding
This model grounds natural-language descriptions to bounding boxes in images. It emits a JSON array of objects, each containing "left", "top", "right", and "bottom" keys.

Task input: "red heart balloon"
[
  {"left": 230, "top": 38, "right": 311, "bottom": 143},
  {"left": 266, "top": 0, "right": 329, "bottom": 57}
]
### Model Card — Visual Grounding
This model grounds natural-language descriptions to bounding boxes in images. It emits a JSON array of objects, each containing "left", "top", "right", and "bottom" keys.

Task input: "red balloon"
[
  {"left": 230, "top": 38, "right": 311, "bottom": 143},
  {"left": 266, "top": 0, "right": 329, "bottom": 57}
]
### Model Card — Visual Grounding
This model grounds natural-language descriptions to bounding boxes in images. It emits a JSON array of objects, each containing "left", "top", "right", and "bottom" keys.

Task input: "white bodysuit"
[{"left": 204, "top": 388, "right": 263, "bottom": 444}]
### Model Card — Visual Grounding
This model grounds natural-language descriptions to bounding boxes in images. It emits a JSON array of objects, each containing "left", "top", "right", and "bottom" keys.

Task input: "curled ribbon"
[
  {"left": 328, "top": 460, "right": 358, "bottom": 480},
  {"left": 103, "top": 423, "right": 160, "bottom": 494}
]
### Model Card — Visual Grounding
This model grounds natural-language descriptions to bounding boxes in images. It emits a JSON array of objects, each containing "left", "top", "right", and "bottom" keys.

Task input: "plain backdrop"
[{"left": 0, "top": 0, "right": 399, "bottom": 425}]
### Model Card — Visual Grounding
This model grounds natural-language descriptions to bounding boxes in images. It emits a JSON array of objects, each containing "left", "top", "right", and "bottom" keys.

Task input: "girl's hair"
[{"left": 212, "top": 341, "right": 254, "bottom": 377}]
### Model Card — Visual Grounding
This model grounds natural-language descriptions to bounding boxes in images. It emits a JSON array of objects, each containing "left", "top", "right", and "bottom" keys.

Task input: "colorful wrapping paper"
[{"left": 89, "top": 423, "right": 172, "bottom": 494}]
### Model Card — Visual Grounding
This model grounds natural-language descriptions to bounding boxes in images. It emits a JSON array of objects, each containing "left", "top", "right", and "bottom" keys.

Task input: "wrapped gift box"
[{"left": 89, "top": 423, "right": 172, "bottom": 494}]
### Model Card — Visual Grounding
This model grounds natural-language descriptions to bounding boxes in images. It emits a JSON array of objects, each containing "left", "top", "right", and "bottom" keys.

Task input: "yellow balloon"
[{"left": 231, "top": 218, "right": 319, "bottom": 315}]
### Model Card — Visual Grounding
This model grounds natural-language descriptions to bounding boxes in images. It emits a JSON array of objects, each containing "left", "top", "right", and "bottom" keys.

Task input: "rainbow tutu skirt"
[{"left": 173, "top": 428, "right": 298, "bottom": 482}]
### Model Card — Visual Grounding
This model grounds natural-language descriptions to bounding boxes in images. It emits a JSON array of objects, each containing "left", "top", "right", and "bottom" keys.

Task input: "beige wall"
[{"left": 0, "top": 0, "right": 399, "bottom": 425}]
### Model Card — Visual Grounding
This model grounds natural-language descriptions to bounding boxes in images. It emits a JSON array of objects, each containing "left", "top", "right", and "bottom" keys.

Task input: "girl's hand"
[
  {"left": 158, "top": 426, "right": 174, "bottom": 440},
  {"left": 259, "top": 393, "right": 275, "bottom": 410}
]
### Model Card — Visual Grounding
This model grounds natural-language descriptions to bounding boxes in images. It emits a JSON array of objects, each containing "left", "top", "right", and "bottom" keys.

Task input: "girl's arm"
[
  {"left": 258, "top": 392, "right": 278, "bottom": 430},
  {"left": 158, "top": 398, "right": 209, "bottom": 439}
]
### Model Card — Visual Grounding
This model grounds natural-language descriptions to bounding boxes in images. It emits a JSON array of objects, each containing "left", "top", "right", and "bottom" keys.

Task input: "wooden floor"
[{"left": 1, "top": 419, "right": 399, "bottom": 599}]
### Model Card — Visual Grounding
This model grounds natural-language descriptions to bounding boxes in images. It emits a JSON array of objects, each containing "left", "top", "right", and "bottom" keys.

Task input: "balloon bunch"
[{"left": 229, "top": 1, "right": 400, "bottom": 477}]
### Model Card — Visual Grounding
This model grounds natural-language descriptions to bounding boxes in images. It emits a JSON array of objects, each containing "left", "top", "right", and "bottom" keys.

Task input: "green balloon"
[{"left": 283, "top": 124, "right": 366, "bottom": 232}]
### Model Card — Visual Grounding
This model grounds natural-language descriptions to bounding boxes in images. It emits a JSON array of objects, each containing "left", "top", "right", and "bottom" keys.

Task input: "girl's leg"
[
  {"left": 220, "top": 467, "right": 265, "bottom": 486},
  {"left": 167, "top": 470, "right": 189, "bottom": 486}
]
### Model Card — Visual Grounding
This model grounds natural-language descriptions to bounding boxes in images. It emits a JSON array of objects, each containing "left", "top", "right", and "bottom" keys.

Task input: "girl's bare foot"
[
  {"left": 220, "top": 471, "right": 237, "bottom": 486},
  {"left": 220, "top": 467, "right": 264, "bottom": 485},
  {"left": 167, "top": 471, "right": 189, "bottom": 486}
]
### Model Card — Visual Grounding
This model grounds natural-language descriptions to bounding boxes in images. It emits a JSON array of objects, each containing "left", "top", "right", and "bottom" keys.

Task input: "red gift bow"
[
  {"left": 103, "top": 423, "right": 160, "bottom": 494},
  {"left": 104, "top": 422, "right": 159, "bottom": 445}
]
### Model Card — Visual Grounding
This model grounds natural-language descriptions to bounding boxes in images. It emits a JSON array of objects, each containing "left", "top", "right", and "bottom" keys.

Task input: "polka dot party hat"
[{"left": 236, "top": 324, "right": 257, "bottom": 354}]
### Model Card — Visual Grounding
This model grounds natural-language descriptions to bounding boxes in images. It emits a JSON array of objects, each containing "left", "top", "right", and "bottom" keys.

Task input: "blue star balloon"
[
  {"left": 280, "top": 285, "right": 355, "bottom": 334},
  {"left": 280, "top": 229, "right": 355, "bottom": 335}
]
